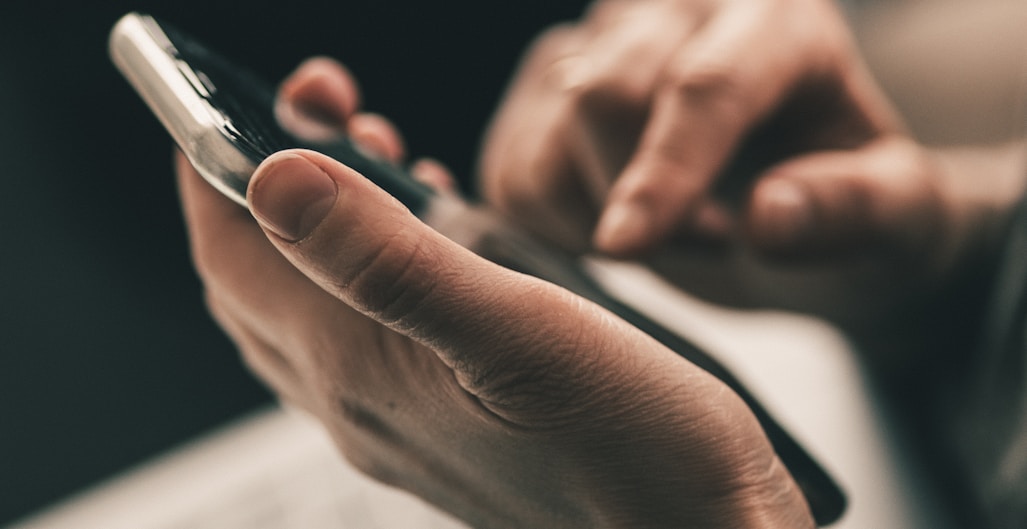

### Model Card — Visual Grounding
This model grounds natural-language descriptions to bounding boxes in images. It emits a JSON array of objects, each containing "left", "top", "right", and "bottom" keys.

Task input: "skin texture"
[
  {"left": 178, "top": 59, "right": 814, "bottom": 528},
  {"left": 477, "top": 0, "right": 1027, "bottom": 358}
]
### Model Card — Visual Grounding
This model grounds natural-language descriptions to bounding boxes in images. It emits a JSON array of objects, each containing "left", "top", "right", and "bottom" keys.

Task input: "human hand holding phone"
[{"left": 174, "top": 57, "right": 817, "bottom": 528}]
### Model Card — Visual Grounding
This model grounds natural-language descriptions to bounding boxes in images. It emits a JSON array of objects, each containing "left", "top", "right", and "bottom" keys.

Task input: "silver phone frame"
[{"left": 109, "top": 13, "right": 255, "bottom": 206}]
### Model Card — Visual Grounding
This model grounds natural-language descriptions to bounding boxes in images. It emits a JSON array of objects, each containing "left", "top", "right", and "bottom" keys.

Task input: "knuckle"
[
  {"left": 665, "top": 58, "right": 752, "bottom": 121},
  {"left": 573, "top": 76, "right": 648, "bottom": 117},
  {"left": 585, "top": 0, "right": 644, "bottom": 27},
  {"left": 535, "top": 23, "right": 576, "bottom": 46},
  {"left": 525, "top": 23, "right": 582, "bottom": 65},
  {"left": 331, "top": 231, "right": 441, "bottom": 331},
  {"left": 670, "top": 59, "right": 735, "bottom": 94}
]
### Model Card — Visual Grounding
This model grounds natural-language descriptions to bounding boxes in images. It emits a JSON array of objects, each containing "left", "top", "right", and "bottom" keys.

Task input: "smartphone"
[{"left": 109, "top": 12, "right": 845, "bottom": 524}]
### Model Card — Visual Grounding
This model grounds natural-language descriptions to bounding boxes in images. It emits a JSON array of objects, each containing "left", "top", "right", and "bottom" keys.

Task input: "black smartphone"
[{"left": 109, "top": 12, "right": 846, "bottom": 525}]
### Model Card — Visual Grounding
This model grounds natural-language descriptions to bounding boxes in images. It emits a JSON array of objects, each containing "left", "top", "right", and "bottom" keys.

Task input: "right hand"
[
  {"left": 478, "top": 0, "right": 1025, "bottom": 345},
  {"left": 177, "top": 57, "right": 816, "bottom": 529}
]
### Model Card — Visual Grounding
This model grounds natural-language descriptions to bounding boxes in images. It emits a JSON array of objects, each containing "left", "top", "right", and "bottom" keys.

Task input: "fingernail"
[
  {"left": 410, "top": 158, "right": 455, "bottom": 192},
  {"left": 285, "top": 69, "right": 352, "bottom": 127},
  {"left": 594, "top": 201, "right": 651, "bottom": 254},
  {"left": 249, "top": 154, "right": 338, "bottom": 242},
  {"left": 293, "top": 98, "right": 346, "bottom": 128},
  {"left": 752, "top": 180, "right": 814, "bottom": 247}
]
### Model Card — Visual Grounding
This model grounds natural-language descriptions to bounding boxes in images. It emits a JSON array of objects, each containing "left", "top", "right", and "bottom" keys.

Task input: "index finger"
[{"left": 595, "top": 1, "right": 842, "bottom": 255}]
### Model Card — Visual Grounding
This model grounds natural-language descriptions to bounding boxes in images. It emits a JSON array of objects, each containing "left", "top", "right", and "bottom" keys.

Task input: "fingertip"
[
  {"left": 592, "top": 166, "right": 668, "bottom": 255},
  {"left": 747, "top": 178, "right": 816, "bottom": 254},
  {"left": 594, "top": 163, "right": 714, "bottom": 255},
  {"left": 248, "top": 150, "right": 340, "bottom": 243},
  {"left": 348, "top": 113, "right": 406, "bottom": 162},
  {"left": 410, "top": 158, "right": 457, "bottom": 193},
  {"left": 593, "top": 200, "right": 656, "bottom": 256},
  {"left": 279, "top": 56, "right": 361, "bottom": 127}
]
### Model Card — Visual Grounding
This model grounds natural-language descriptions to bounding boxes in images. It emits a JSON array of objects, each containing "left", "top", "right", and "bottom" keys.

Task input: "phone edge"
[{"left": 109, "top": 13, "right": 256, "bottom": 207}]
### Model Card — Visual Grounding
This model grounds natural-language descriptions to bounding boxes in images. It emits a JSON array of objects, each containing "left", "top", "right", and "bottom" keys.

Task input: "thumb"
[
  {"left": 246, "top": 149, "right": 519, "bottom": 340},
  {"left": 745, "top": 137, "right": 946, "bottom": 262},
  {"left": 245, "top": 149, "right": 658, "bottom": 414}
]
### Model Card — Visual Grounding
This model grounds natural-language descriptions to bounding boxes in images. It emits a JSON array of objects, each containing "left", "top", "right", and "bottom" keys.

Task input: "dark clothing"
[{"left": 950, "top": 192, "right": 1027, "bottom": 529}]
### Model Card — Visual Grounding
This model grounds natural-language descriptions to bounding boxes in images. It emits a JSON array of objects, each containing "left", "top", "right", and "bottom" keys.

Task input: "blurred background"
[{"left": 1, "top": 0, "right": 1025, "bottom": 526}]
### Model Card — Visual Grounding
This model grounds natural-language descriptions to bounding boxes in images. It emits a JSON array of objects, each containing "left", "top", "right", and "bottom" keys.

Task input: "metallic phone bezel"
[{"left": 109, "top": 13, "right": 255, "bottom": 206}]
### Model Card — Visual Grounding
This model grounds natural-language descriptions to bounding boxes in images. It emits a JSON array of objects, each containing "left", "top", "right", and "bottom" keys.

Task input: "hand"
[
  {"left": 478, "top": 0, "right": 1026, "bottom": 353},
  {"left": 177, "top": 58, "right": 815, "bottom": 528}
]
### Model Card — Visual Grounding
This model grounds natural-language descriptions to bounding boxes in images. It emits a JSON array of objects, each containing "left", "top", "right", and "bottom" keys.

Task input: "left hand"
[
  {"left": 479, "top": 0, "right": 908, "bottom": 258},
  {"left": 476, "top": 0, "right": 1026, "bottom": 355},
  {"left": 176, "top": 57, "right": 815, "bottom": 528}
]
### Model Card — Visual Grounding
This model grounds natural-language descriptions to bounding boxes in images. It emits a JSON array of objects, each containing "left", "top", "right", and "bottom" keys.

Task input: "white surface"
[
  {"left": 9, "top": 261, "right": 955, "bottom": 528},
  {"left": 8, "top": 407, "right": 467, "bottom": 529},
  {"left": 589, "top": 259, "right": 956, "bottom": 529}
]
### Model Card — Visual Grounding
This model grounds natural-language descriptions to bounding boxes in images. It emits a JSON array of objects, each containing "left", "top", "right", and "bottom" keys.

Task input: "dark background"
[{"left": 0, "top": 1, "right": 588, "bottom": 524}]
